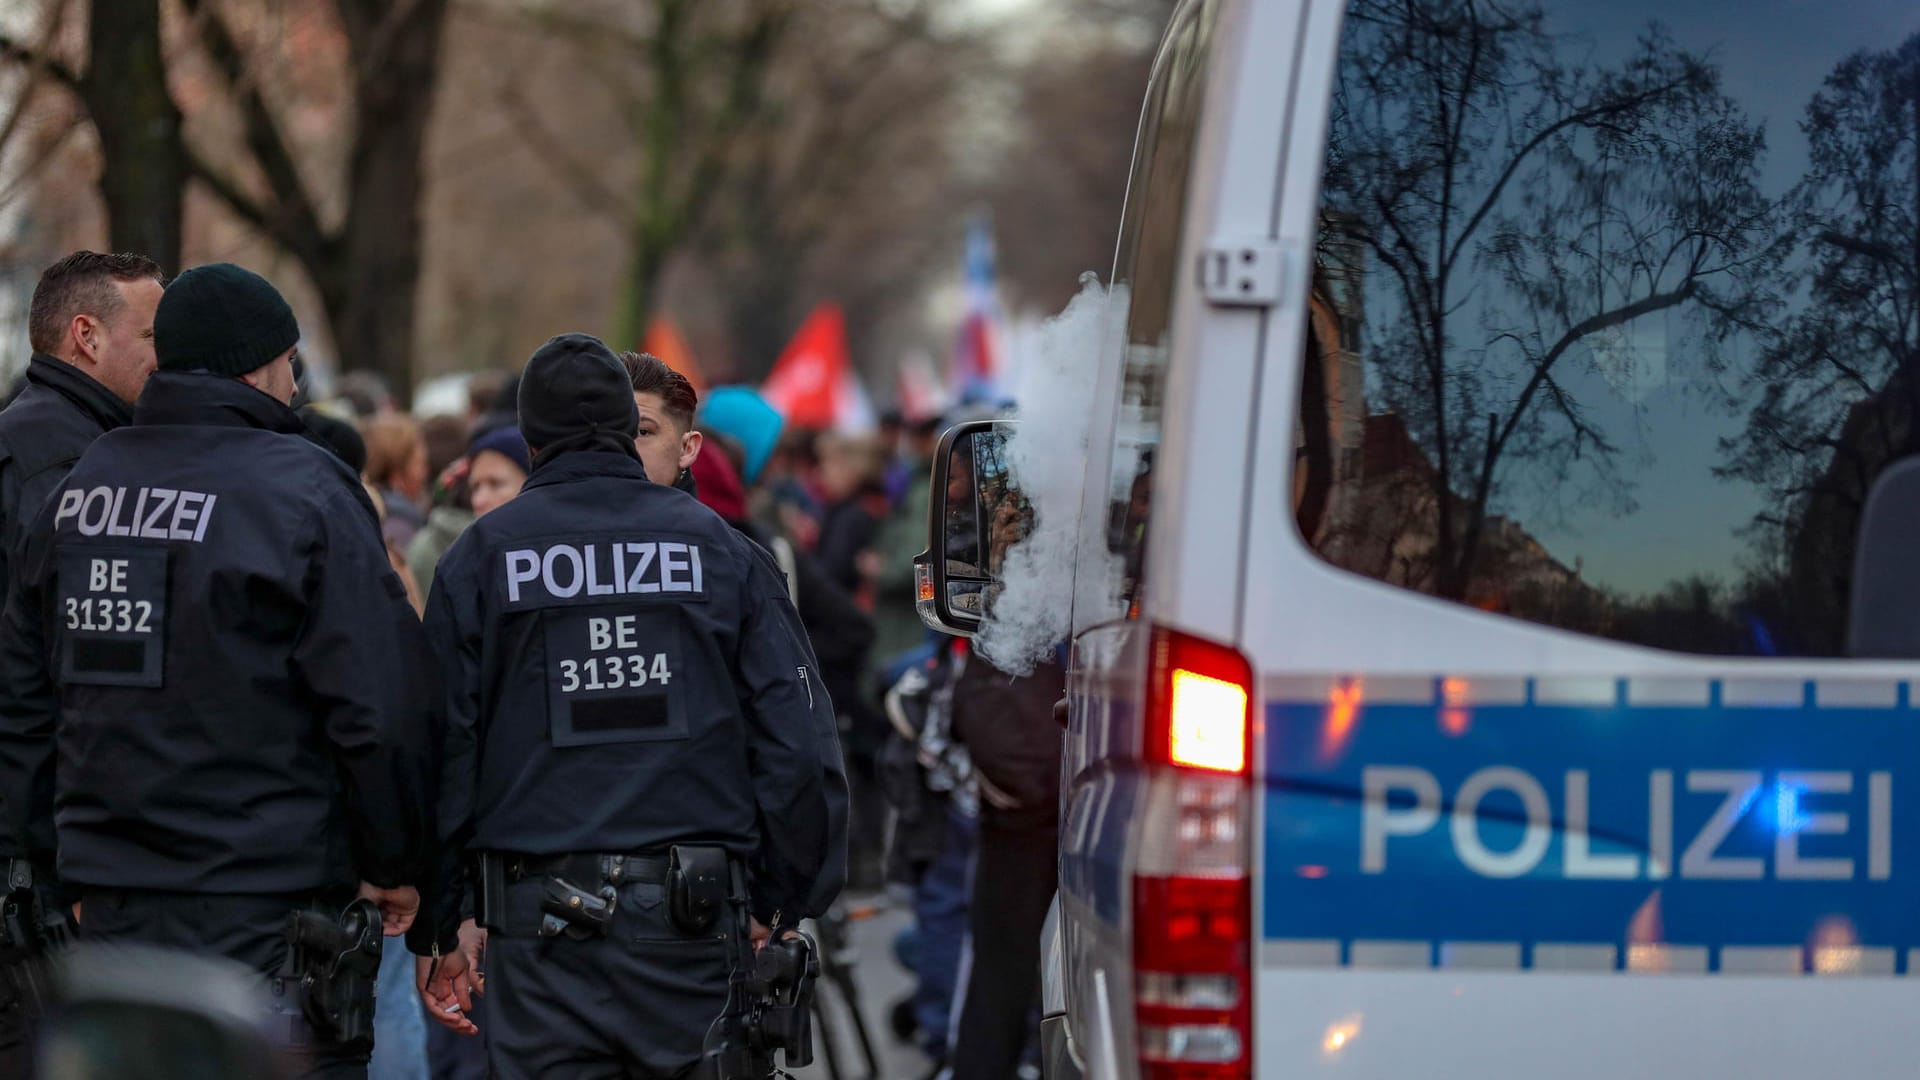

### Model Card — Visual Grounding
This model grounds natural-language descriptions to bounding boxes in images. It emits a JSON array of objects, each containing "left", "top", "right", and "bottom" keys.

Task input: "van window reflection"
[{"left": 1295, "top": 0, "right": 1920, "bottom": 658}]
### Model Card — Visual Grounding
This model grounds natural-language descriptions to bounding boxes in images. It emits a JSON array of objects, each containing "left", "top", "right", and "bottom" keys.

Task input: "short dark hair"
[
  {"left": 420, "top": 412, "right": 469, "bottom": 479},
  {"left": 28, "top": 251, "right": 164, "bottom": 356},
  {"left": 619, "top": 351, "right": 698, "bottom": 432}
]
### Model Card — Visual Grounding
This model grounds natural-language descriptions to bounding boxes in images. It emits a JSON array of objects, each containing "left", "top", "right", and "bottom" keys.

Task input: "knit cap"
[{"left": 154, "top": 263, "right": 299, "bottom": 376}]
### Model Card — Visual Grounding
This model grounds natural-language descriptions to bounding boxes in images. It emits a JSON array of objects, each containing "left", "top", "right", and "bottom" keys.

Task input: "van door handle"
[{"left": 1054, "top": 696, "right": 1070, "bottom": 730}]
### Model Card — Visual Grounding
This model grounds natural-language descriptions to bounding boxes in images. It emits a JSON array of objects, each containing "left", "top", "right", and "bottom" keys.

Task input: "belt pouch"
[{"left": 667, "top": 845, "right": 730, "bottom": 937}]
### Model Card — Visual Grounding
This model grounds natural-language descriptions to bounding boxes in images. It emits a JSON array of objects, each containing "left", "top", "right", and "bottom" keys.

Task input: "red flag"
[
  {"left": 643, "top": 316, "right": 707, "bottom": 394},
  {"left": 763, "top": 304, "right": 852, "bottom": 430}
]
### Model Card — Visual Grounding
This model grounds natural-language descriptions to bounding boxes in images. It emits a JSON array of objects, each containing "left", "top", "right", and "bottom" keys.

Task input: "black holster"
[
  {"left": 284, "top": 898, "right": 382, "bottom": 1049},
  {"left": 695, "top": 930, "right": 821, "bottom": 1080},
  {"left": 0, "top": 859, "right": 69, "bottom": 1018},
  {"left": 749, "top": 931, "right": 819, "bottom": 1069}
]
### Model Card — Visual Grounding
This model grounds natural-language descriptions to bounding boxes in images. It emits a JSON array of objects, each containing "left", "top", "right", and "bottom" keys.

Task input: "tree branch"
[
  {"left": 353, "top": 0, "right": 431, "bottom": 80},
  {"left": 1817, "top": 229, "right": 1903, "bottom": 265},
  {"left": 1445, "top": 75, "right": 1698, "bottom": 272},
  {"left": 176, "top": 0, "right": 329, "bottom": 262},
  {"left": 183, "top": 148, "right": 274, "bottom": 237},
  {"left": 677, "top": 4, "right": 792, "bottom": 236},
  {"left": 1492, "top": 280, "right": 1701, "bottom": 468},
  {"left": 496, "top": 80, "right": 627, "bottom": 220}
]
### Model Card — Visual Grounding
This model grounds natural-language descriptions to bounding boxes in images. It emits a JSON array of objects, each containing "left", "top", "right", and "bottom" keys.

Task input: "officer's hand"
[
  {"left": 751, "top": 918, "right": 801, "bottom": 952},
  {"left": 457, "top": 918, "right": 487, "bottom": 997},
  {"left": 417, "top": 948, "right": 480, "bottom": 1037},
  {"left": 357, "top": 881, "right": 420, "bottom": 935}
]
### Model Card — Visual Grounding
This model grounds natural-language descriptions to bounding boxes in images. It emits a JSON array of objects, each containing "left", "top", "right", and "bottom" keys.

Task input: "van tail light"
[{"left": 1134, "top": 626, "right": 1253, "bottom": 1079}]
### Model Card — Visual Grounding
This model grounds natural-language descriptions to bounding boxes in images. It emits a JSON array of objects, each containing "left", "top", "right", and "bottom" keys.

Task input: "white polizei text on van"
[{"left": 1360, "top": 765, "right": 1892, "bottom": 882}]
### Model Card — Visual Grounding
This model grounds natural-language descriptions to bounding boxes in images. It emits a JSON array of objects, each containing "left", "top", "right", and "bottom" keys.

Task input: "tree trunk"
[
  {"left": 327, "top": 0, "right": 450, "bottom": 405},
  {"left": 82, "top": 0, "right": 184, "bottom": 270}
]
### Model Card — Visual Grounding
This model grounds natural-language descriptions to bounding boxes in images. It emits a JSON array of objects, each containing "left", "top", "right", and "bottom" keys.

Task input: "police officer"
[
  {"left": 0, "top": 263, "right": 439, "bottom": 1079},
  {"left": 0, "top": 250, "right": 163, "bottom": 1074},
  {"left": 410, "top": 334, "right": 847, "bottom": 1079}
]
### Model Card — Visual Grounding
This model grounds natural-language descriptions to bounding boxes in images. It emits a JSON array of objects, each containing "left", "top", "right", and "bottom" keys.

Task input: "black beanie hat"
[
  {"left": 154, "top": 263, "right": 299, "bottom": 376},
  {"left": 517, "top": 334, "right": 639, "bottom": 456}
]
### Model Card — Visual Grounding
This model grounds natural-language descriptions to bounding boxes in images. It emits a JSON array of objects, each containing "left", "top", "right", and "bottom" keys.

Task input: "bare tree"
[
  {"left": 1721, "top": 31, "right": 1920, "bottom": 652},
  {"left": 0, "top": 1, "right": 448, "bottom": 399},
  {"left": 474, "top": 0, "right": 978, "bottom": 377},
  {"left": 693, "top": 0, "right": 973, "bottom": 371},
  {"left": 0, "top": 0, "right": 185, "bottom": 268},
  {"left": 180, "top": 0, "right": 449, "bottom": 401},
  {"left": 488, "top": 0, "right": 797, "bottom": 351},
  {"left": 1324, "top": 0, "right": 1778, "bottom": 599},
  {"left": 986, "top": 34, "right": 1153, "bottom": 313}
]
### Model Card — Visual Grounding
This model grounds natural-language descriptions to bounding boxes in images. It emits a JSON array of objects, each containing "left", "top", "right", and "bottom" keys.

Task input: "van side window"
[
  {"left": 1105, "top": 0, "right": 1217, "bottom": 619},
  {"left": 1296, "top": 0, "right": 1920, "bottom": 658}
]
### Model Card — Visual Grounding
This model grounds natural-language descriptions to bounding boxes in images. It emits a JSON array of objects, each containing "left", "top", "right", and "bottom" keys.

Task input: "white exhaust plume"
[{"left": 976, "top": 274, "right": 1129, "bottom": 674}]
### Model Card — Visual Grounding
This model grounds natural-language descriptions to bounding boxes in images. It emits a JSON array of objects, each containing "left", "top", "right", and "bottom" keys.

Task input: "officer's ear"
[
  {"left": 66, "top": 312, "right": 105, "bottom": 366},
  {"left": 680, "top": 428, "right": 703, "bottom": 470}
]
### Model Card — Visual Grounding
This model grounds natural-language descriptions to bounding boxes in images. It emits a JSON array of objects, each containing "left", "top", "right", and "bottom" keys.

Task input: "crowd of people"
[{"left": 0, "top": 250, "right": 1064, "bottom": 1080}]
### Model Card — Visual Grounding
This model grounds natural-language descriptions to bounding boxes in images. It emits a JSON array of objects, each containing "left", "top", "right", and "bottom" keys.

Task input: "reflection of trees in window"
[
  {"left": 1722, "top": 33, "right": 1920, "bottom": 655},
  {"left": 1323, "top": 0, "right": 1777, "bottom": 601}
]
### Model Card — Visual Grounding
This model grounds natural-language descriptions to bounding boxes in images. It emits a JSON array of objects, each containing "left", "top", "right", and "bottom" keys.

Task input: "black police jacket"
[
  {"left": 413, "top": 449, "right": 848, "bottom": 952},
  {"left": 0, "top": 355, "right": 130, "bottom": 612},
  {"left": 0, "top": 372, "right": 440, "bottom": 895},
  {"left": 0, "top": 355, "right": 130, "bottom": 863}
]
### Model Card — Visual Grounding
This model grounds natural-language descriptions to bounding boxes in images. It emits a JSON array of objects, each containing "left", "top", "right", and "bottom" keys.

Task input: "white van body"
[{"left": 1017, "top": 0, "right": 1920, "bottom": 1076}]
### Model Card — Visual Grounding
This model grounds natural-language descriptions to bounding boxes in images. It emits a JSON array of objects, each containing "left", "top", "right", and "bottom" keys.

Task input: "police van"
[{"left": 919, "top": 0, "right": 1920, "bottom": 1075}]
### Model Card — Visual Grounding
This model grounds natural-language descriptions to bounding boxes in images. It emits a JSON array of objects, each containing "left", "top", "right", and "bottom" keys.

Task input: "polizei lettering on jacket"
[
  {"left": 504, "top": 541, "right": 707, "bottom": 604},
  {"left": 52, "top": 486, "right": 218, "bottom": 543}
]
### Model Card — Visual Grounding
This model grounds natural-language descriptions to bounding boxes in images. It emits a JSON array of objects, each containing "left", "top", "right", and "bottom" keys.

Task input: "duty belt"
[
  {"left": 476, "top": 847, "right": 739, "bottom": 943},
  {"left": 476, "top": 850, "right": 675, "bottom": 940},
  {"left": 489, "top": 851, "right": 671, "bottom": 886}
]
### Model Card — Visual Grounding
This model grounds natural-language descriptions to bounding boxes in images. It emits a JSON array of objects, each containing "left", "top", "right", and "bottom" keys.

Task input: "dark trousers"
[
  {"left": 950, "top": 810, "right": 1058, "bottom": 1080},
  {"left": 79, "top": 888, "right": 368, "bottom": 1080},
  {"left": 0, "top": 1000, "right": 29, "bottom": 1080},
  {"left": 484, "top": 878, "right": 736, "bottom": 1079}
]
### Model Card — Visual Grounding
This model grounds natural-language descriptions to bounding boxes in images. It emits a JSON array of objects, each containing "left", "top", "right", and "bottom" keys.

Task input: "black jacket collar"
[
  {"left": 525, "top": 450, "right": 651, "bottom": 492},
  {"left": 25, "top": 353, "right": 132, "bottom": 431},
  {"left": 133, "top": 371, "right": 305, "bottom": 435}
]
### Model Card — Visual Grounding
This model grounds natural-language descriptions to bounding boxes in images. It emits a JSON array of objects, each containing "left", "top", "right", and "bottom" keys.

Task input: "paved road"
[{"left": 792, "top": 898, "right": 933, "bottom": 1080}]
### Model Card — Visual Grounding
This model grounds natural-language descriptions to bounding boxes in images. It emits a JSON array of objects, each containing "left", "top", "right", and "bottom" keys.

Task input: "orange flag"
[{"left": 643, "top": 316, "right": 707, "bottom": 394}]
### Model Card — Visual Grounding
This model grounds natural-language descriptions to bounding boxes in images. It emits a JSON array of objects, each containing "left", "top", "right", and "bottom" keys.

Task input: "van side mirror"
[
  {"left": 1848, "top": 457, "right": 1920, "bottom": 658},
  {"left": 920, "top": 419, "right": 1027, "bottom": 637}
]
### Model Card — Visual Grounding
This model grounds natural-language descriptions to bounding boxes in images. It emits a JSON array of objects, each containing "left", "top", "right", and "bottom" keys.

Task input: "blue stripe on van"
[{"left": 1260, "top": 677, "right": 1920, "bottom": 972}]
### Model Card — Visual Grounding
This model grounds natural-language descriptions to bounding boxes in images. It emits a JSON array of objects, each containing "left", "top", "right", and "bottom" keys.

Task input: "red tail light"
[
  {"left": 1146, "top": 626, "right": 1253, "bottom": 774},
  {"left": 1135, "top": 626, "right": 1253, "bottom": 1079}
]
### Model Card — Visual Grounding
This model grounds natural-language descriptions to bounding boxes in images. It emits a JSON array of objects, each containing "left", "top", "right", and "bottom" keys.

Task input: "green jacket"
[{"left": 406, "top": 504, "right": 475, "bottom": 593}]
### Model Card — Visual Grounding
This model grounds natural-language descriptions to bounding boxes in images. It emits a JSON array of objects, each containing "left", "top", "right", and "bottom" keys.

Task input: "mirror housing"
[
  {"left": 921, "top": 419, "right": 1022, "bottom": 638},
  {"left": 43, "top": 944, "right": 292, "bottom": 1078},
  {"left": 1849, "top": 457, "right": 1920, "bottom": 658}
]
